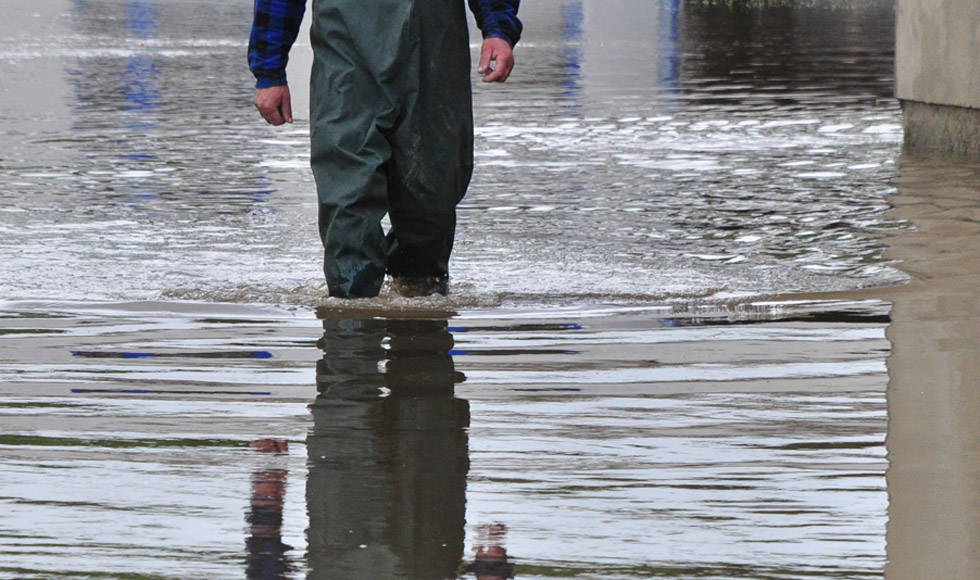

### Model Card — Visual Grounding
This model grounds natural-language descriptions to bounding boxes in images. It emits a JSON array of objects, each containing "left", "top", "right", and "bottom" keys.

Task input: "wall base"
[{"left": 902, "top": 100, "right": 980, "bottom": 157}]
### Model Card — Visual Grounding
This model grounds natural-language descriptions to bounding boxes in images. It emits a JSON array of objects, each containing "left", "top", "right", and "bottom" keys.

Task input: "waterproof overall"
[{"left": 309, "top": 0, "right": 474, "bottom": 298}]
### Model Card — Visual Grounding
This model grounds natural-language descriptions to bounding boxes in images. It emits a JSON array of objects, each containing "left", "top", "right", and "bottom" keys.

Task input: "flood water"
[
  {"left": 0, "top": 0, "right": 903, "bottom": 305},
  {"left": 0, "top": 300, "right": 893, "bottom": 579},
  {"left": 5, "top": 0, "right": 977, "bottom": 579}
]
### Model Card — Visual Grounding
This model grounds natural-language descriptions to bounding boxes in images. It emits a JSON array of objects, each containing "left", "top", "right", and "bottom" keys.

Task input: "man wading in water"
[{"left": 248, "top": 0, "right": 522, "bottom": 298}]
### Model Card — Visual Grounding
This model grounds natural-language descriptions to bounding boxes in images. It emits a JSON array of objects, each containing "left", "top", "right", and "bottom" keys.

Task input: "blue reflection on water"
[
  {"left": 122, "top": 1, "right": 159, "bottom": 201},
  {"left": 659, "top": 0, "right": 680, "bottom": 87},
  {"left": 561, "top": 0, "right": 584, "bottom": 108},
  {"left": 124, "top": 1, "right": 160, "bottom": 114}
]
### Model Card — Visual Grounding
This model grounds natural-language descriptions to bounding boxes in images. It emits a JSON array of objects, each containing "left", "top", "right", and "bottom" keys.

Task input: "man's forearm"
[{"left": 248, "top": 0, "right": 307, "bottom": 88}]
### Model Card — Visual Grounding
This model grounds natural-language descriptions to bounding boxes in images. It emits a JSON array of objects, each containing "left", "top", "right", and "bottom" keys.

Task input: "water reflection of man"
[
  {"left": 246, "top": 438, "right": 293, "bottom": 580},
  {"left": 307, "top": 314, "right": 469, "bottom": 579},
  {"left": 469, "top": 523, "right": 516, "bottom": 580}
]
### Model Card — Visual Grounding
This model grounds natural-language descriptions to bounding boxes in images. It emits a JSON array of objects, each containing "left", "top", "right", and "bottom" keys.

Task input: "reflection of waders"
[
  {"left": 309, "top": 317, "right": 469, "bottom": 578},
  {"left": 310, "top": 0, "right": 473, "bottom": 298}
]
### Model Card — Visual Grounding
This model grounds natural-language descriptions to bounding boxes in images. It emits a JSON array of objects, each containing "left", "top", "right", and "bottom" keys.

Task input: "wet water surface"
[
  {"left": 0, "top": 0, "right": 932, "bottom": 578},
  {"left": 0, "top": 0, "right": 902, "bottom": 306},
  {"left": 0, "top": 299, "right": 889, "bottom": 579}
]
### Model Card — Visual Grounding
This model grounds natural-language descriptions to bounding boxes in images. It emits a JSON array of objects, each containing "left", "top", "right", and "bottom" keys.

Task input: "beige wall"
[{"left": 896, "top": 0, "right": 980, "bottom": 109}]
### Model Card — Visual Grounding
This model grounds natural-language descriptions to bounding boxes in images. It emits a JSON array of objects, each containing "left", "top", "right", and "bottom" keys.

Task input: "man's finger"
[
  {"left": 281, "top": 93, "right": 293, "bottom": 124},
  {"left": 483, "top": 54, "right": 513, "bottom": 83},
  {"left": 254, "top": 99, "right": 284, "bottom": 125},
  {"left": 261, "top": 105, "right": 286, "bottom": 126},
  {"left": 478, "top": 45, "right": 493, "bottom": 75}
]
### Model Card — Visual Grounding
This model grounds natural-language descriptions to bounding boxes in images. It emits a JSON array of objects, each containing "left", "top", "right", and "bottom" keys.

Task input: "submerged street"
[{"left": 3, "top": 1, "right": 979, "bottom": 579}]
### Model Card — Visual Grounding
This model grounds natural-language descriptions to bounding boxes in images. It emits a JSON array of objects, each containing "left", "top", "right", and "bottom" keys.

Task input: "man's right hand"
[{"left": 254, "top": 85, "right": 293, "bottom": 126}]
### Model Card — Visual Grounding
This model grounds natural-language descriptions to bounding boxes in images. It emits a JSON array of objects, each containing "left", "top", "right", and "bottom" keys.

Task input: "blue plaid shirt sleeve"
[
  {"left": 468, "top": 0, "right": 522, "bottom": 47},
  {"left": 248, "top": 0, "right": 307, "bottom": 89},
  {"left": 248, "top": 0, "right": 520, "bottom": 89}
]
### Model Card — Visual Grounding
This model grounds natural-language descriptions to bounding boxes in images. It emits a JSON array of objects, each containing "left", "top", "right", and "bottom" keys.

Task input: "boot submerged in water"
[{"left": 390, "top": 276, "right": 449, "bottom": 298}]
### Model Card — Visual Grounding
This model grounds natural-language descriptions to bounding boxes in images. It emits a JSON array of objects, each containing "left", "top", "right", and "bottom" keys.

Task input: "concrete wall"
[{"left": 896, "top": 0, "right": 980, "bottom": 154}]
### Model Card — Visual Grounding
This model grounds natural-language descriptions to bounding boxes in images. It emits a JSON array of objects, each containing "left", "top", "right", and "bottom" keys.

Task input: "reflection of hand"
[
  {"left": 474, "top": 545, "right": 510, "bottom": 580},
  {"left": 478, "top": 37, "right": 515, "bottom": 83},
  {"left": 475, "top": 544, "right": 508, "bottom": 561},
  {"left": 474, "top": 522, "right": 508, "bottom": 546},
  {"left": 247, "top": 439, "right": 291, "bottom": 578},
  {"left": 252, "top": 438, "right": 289, "bottom": 454},
  {"left": 253, "top": 85, "right": 293, "bottom": 126},
  {"left": 472, "top": 523, "right": 512, "bottom": 579}
]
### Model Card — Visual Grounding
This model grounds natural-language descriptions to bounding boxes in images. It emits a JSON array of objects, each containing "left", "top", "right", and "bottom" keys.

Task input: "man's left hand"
[{"left": 478, "top": 37, "right": 515, "bottom": 83}]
